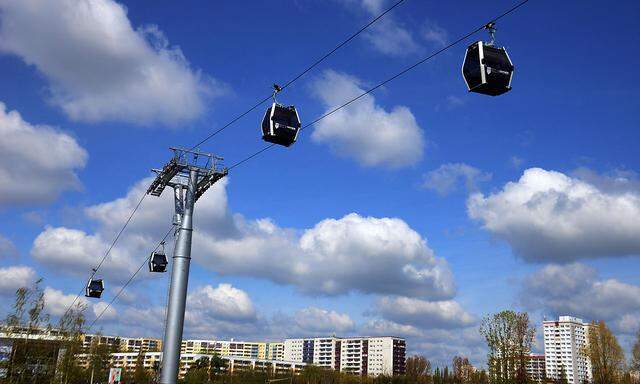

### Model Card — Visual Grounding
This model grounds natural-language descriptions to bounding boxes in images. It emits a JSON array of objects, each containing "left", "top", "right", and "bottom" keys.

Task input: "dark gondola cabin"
[
  {"left": 149, "top": 251, "right": 168, "bottom": 273},
  {"left": 261, "top": 103, "right": 301, "bottom": 147},
  {"left": 85, "top": 279, "right": 104, "bottom": 298},
  {"left": 462, "top": 41, "right": 514, "bottom": 96}
]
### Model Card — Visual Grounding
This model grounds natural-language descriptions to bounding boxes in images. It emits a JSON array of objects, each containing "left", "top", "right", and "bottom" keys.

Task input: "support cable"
[
  {"left": 87, "top": 225, "right": 175, "bottom": 331},
  {"left": 63, "top": 0, "right": 407, "bottom": 319},
  {"left": 189, "top": 0, "right": 407, "bottom": 149},
  {"left": 77, "top": 0, "right": 532, "bottom": 330},
  {"left": 228, "top": 0, "right": 530, "bottom": 171},
  {"left": 61, "top": 192, "right": 148, "bottom": 318}
]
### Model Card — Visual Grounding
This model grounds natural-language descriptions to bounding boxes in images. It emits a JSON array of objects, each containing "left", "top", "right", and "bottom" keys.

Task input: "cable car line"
[
  {"left": 81, "top": 0, "right": 532, "bottom": 330},
  {"left": 81, "top": 0, "right": 410, "bottom": 315},
  {"left": 228, "top": 0, "right": 530, "bottom": 171},
  {"left": 88, "top": 225, "right": 175, "bottom": 331},
  {"left": 71, "top": 0, "right": 410, "bottom": 310},
  {"left": 189, "top": 0, "right": 408, "bottom": 150},
  {"left": 60, "top": 192, "right": 148, "bottom": 318}
]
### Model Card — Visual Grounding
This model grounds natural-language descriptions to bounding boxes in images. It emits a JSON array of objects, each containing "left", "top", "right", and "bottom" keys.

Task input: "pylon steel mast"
[{"left": 147, "top": 148, "right": 227, "bottom": 384}]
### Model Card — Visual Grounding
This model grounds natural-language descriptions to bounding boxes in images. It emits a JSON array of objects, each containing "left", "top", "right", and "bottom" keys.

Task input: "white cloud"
[
  {"left": 346, "top": 0, "right": 420, "bottom": 56},
  {"left": 31, "top": 226, "right": 142, "bottom": 281},
  {"left": 361, "top": 318, "right": 485, "bottom": 367},
  {"left": 365, "top": 18, "right": 420, "bottom": 56},
  {"left": 293, "top": 307, "right": 355, "bottom": 334},
  {"left": 0, "top": 234, "right": 18, "bottom": 259},
  {"left": 422, "top": 21, "right": 448, "bottom": 47},
  {"left": 468, "top": 168, "right": 640, "bottom": 262},
  {"left": 110, "top": 283, "right": 261, "bottom": 340},
  {"left": 423, "top": 163, "right": 491, "bottom": 196},
  {"left": 198, "top": 211, "right": 455, "bottom": 299},
  {"left": 521, "top": 263, "right": 640, "bottom": 333},
  {"left": 43, "top": 286, "right": 89, "bottom": 316},
  {"left": 187, "top": 284, "right": 257, "bottom": 323},
  {"left": 92, "top": 301, "right": 117, "bottom": 321},
  {"left": 0, "top": 102, "right": 87, "bottom": 204},
  {"left": 361, "top": 319, "right": 424, "bottom": 338},
  {"left": 311, "top": 70, "right": 424, "bottom": 168},
  {"left": 0, "top": 266, "right": 37, "bottom": 295},
  {"left": 510, "top": 156, "right": 525, "bottom": 169},
  {"left": 32, "top": 176, "right": 453, "bottom": 300},
  {"left": 376, "top": 296, "right": 476, "bottom": 329},
  {"left": 0, "top": 0, "right": 218, "bottom": 125}
]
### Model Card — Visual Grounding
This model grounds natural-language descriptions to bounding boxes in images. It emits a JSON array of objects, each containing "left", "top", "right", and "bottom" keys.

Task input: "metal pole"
[{"left": 160, "top": 168, "right": 198, "bottom": 384}]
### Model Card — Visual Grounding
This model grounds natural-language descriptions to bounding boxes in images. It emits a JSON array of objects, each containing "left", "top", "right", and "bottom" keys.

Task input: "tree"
[
  {"left": 586, "top": 320, "right": 626, "bottom": 384},
  {"left": 54, "top": 303, "right": 87, "bottom": 384},
  {"left": 133, "top": 350, "right": 151, "bottom": 384},
  {"left": 405, "top": 355, "right": 431, "bottom": 381},
  {"left": 556, "top": 365, "right": 568, "bottom": 384},
  {"left": 3, "top": 279, "right": 55, "bottom": 384},
  {"left": 452, "top": 356, "right": 474, "bottom": 383},
  {"left": 480, "top": 310, "right": 535, "bottom": 384},
  {"left": 86, "top": 335, "right": 112, "bottom": 384},
  {"left": 632, "top": 330, "right": 640, "bottom": 372},
  {"left": 209, "top": 353, "right": 226, "bottom": 381}
]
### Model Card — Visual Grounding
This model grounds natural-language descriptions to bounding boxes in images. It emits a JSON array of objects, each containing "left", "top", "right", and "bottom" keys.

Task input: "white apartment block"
[
  {"left": 543, "top": 316, "right": 592, "bottom": 384},
  {"left": 82, "top": 334, "right": 162, "bottom": 353},
  {"left": 526, "top": 354, "right": 545, "bottom": 383},
  {"left": 284, "top": 336, "right": 405, "bottom": 376},
  {"left": 75, "top": 352, "right": 306, "bottom": 379},
  {"left": 180, "top": 339, "right": 283, "bottom": 360}
]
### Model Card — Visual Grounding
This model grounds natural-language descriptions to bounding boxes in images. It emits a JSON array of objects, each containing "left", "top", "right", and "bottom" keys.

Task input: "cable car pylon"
[{"left": 147, "top": 147, "right": 227, "bottom": 384}]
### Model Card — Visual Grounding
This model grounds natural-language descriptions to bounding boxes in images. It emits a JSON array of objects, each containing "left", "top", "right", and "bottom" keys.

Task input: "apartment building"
[
  {"left": 81, "top": 334, "right": 161, "bottom": 353},
  {"left": 526, "top": 354, "right": 545, "bottom": 383},
  {"left": 75, "top": 352, "right": 306, "bottom": 379},
  {"left": 284, "top": 337, "right": 341, "bottom": 369},
  {"left": 180, "top": 339, "right": 284, "bottom": 360},
  {"left": 543, "top": 316, "right": 592, "bottom": 384},
  {"left": 284, "top": 336, "right": 405, "bottom": 376}
]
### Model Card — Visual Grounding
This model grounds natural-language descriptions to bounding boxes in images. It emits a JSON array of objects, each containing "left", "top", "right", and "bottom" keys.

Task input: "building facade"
[
  {"left": 284, "top": 336, "right": 405, "bottom": 376},
  {"left": 525, "top": 354, "right": 545, "bottom": 383},
  {"left": 543, "top": 316, "right": 592, "bottom": 384},
  {"left": 81, "top": 334, "right": 162, "bottom": 353},
  {"left": 180, "top": 339, "right": 283, "bottom": 360},
  {"left": 75, "top": 352, "right": 306, "bottom": 379}
]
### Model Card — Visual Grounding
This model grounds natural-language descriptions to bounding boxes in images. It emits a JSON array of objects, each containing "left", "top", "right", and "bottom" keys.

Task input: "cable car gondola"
[
  {"left": 462, "top": 22, "right": 514, "bottom": 96},
  {"left": 85, "top": 276, "right": 104, "bottom": 298},
  {"left": 149, "top": 242, "right": 168, "bottom": 273},
  {"left": 261, "top": 84, "right": 301, "bottom": 147}
]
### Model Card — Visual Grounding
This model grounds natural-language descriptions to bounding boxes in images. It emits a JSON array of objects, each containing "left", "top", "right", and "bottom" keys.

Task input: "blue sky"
[{"left": 1, "top": 0, "right": 639, "bottom": 367}]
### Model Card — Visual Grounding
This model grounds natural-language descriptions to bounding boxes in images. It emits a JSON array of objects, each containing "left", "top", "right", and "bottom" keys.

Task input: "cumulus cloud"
[
  {"left": 422, "top": 21, "right": 448, "bottom": 47},
  {"left": 341, "top": 0, "right": 419, "bottom": 56},
  {"left": 187, "top": 284, "right": 257, "bottom": 323},
  {"left": 43, "top": 286, "right": 89, "bottom": 316},
  {"left": 520, "top": 263, "right": 640, "bottom": 333},
  {"left": 311, "top": 70, "right": 424, "bottom": 168},
  {"left": 376, "top": 296, "right": 476, "bottom": 329},
  {"left": 361, "top": 319, "right": 424, "bottom": 338},
  {"left": 31, "top": 226, "right": 142, "bottom": 281},
  {"left": 423, "top": 163, "right": 491, "bottom": 196},
  {"left": 0, "top": 235, "right": 18, "bottom": 259},
  {"left": 32, "top": 176, "right": 453, "bottom": 299},
  {"left": 0, "top": 103, "right": 87, "bottom": 204},
  {"left": 468, "top": 168, "right": 640, "bottom": 262},
  {"left": 92, "top": 301, "right": 117, "bottom": 321},
  {"left": 197, "top": 211, "right": 455, "bottom": 299},
  {"left": 293, "top": 307, "right": 355, "bottom": 334},
  {"left": 0, "top": 266, "right": 37, "bottom": 295},
  {"left": 0, "top": 0, "right": 218, "bottom": 125},
  {"left": 361, "top": 318, "right": 485, "bottom": 367},
  {"left": 108, "top": 283, "right": 261, "bottom": 340}
]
